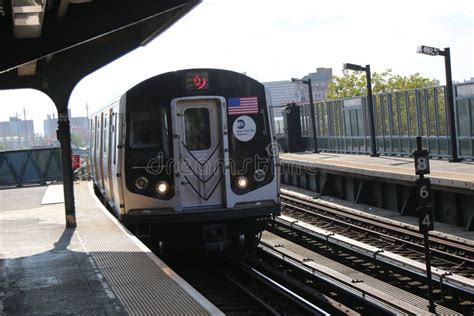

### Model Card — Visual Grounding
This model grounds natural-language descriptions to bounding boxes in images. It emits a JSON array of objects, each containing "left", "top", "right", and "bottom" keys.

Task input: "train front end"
[{"left": 122, "top": 69, "right": 280, "bottom": 250}]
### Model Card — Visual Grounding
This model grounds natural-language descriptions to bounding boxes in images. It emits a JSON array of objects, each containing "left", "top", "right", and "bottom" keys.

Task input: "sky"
[{"left": 0, "top": 0, "right": 473, "bottom": 134}]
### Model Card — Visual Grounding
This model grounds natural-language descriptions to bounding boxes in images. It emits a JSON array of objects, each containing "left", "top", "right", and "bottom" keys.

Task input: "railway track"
[
  {"left": 254, "top": 238, "right": 439, "bottom": 315},
  {"left": 279, "top": 191, "right": 474, "bottom": 276},
  {"left": 268, "top": 190, "right": 473, "bottom": 314},
  {"left": 145, "top": 188, "right": 473, "bottom": 314},
  {"left": 160, "top": 241, "right": 461, "bottom": 315},
  {"left": 166, "top": 253, "right": 433, "bottom": 315},
  {"left": 166, "top": 259, "right": 332, "bottom": 315}
]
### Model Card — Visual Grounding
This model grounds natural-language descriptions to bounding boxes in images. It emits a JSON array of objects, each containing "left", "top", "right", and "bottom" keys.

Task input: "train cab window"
[
  {"left": 184, "top": 107, "right": 211, "bottom": 151},
  {"left": 130, "top": 109, "right": 169, "bottom": 155}
]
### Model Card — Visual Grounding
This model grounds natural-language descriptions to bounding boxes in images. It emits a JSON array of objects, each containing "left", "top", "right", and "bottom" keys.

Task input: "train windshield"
[
  {"left": 184, "top": 107, "right": 211, "bottom": 151},
  {"left": 129, "top": 109, "right": 169, "bottom": 154}
]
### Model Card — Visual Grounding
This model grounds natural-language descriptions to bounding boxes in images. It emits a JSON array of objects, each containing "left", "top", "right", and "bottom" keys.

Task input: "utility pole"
[
  {"left": 343, "top": 63, "right": 379, "bottom": 157},
  {"left": 23, "top": 107, "right": 29, "bottom": 148},
  {"left": 417, "top": 45, "right": 460, "bottom": 162},
  {"left": 86, "top": 102, "right": 90, "bottom": 147},
  {"left": 291, "top": 77, "right": 319, "bottom": 153},
  {"left": 16, "top": 112, "right": 21, "bottom": 149}
]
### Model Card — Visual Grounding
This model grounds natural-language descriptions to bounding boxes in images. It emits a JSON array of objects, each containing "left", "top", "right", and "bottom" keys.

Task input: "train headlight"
[
  {"left": 254, "top": 169, "right": 266, "bottom": 182},
  {"left": 155, "top": 181, "right": 169, "bottom": 195},
  {"left": 236, "top": 176, "right": 249, "bottom": 190},
  {"left": 135, "top": 176, "right": 149, "bottom": 190}
]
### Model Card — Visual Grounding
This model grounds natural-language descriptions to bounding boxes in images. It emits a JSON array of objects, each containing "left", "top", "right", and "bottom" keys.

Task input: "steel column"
[
  {"left": 442, "top": 48, "right": 460, "bottom": 162},
  {"left": 365, "top": 65, "right": 379, "bottom": 157},
  {"left": 307, "top": 79, "right": 319, "bottom": 153},
  {"left": 57, "top": 114, "right": 77, "bottom": 228}
]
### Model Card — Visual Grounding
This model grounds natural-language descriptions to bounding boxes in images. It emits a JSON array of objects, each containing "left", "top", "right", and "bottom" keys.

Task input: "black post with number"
[{"left": 413, "top": 136, "right": 436, "bottom": 313}]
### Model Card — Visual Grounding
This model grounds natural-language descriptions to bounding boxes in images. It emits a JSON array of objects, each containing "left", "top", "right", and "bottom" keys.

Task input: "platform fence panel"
[
  {"left": 272, "top": 106, "right": 286, "bottom": 150},
  {"left": 299, "top": 103, "right": 313, "bottom": 149},
  {"left": 273, "top": 83, "right": 474, "bottom": 160},
  {"left": 0, "top": 147, "right": 63, "bottom": 187},
  {"left": 455, "top": 82, "right": 474, "bottom": 159}
]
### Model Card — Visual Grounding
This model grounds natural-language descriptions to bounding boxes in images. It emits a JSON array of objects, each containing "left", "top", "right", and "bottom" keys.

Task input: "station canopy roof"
[{"left": 0, "top": 0, "right": 200, "bottom": 77}]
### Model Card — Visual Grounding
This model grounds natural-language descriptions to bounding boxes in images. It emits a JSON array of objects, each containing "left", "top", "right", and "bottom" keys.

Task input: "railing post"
[
  {"left": 366, "top": 65, "right": 379, "bottom": 157},
  {"left": 57, "top": 113, "right": 77, "bottom": 228},
  {"left": 443, "top": 48, "right": 460, "bottom": 162},
  {"left": 307, "top": 79, "right": 319, "bottom": 153},
  {"left": 415, "top": 90, "right": 423, "bottom": 136}
]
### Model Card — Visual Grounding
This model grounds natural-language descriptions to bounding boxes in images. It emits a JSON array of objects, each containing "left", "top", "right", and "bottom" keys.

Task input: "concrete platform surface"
[
  {"left": 0, "top": 182, "right": 223, "bottom": 315},
  {"left": 41, "top": 184, "right": 64, "bottom": 205},
  {"left": 281, "top": 152, "right": 474, "bottom": 191}
]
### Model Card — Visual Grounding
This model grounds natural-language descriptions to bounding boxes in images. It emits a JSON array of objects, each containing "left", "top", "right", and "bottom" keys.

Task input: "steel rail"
[
  {"left": 274, "top": 213, "right": 474, "bottom": 295},
  {"left": 237, "top": 264, "right": 331, "bottom": 316},
  {"left": 281, "top": 199, "right": 472, "bottom": 269},
  {"left": 259, "top": 239, "right": 433, "bottom": 316},
  {"left": 224, "top": 274, "right": 283, "bottom": 315},
  {"left": 280, "top": 193, "right": 474, "bottom": 265}
]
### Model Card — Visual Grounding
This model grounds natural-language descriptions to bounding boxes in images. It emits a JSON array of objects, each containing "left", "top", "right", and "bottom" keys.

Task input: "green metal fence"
[
  {"left": 0, "top": 147, "right": 63, "bottom": 186},
  {"left": 455, "top": 83, "right": 474, "bottom": 159},
  {"left": 274, "top": 83, "right": 474, "bottom": 160}
]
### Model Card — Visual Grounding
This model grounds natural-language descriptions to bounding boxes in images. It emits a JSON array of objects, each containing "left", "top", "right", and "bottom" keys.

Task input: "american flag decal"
[{"left": 228, "top": 97, "right": 259, "bottom": 115}]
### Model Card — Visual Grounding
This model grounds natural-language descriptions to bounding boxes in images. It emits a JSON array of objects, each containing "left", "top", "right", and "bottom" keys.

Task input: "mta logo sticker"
[
  {"left": 237, "top": 119, "right": 246, "bottom": 129},
  {"left": 232, "top": 116, "right": 256, "bottom": 142}
]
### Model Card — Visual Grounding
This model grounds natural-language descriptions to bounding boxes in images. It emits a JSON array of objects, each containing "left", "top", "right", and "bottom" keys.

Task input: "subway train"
[{"left": 90, "top": 68, "right": 280, "bottom": 251}]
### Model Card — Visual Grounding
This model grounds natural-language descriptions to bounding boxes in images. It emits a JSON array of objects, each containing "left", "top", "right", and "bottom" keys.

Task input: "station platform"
[
  {"left": 279, "top": 152, "right": 474, "bottom": 230},
  {"left": 280, "top": 152, "right": 474, "bottom": 191},
  {"left": 0, "top": 182, "right": 223, "bottom": 315}
]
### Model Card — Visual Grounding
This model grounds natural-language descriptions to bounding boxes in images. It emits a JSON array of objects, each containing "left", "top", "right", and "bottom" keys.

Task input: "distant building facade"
[
  {"left": 44, "top": 111, "right": 89, "bottom": 147},
  {"left": 1, "top": 110, "right": 90, "bottom": 150},
  {"left": 43, "top": 114, "right": 57, "bottom": 142},
  {"left": 263, "top": 80, "right": 304, "bottom": 117},
  {"left": 302, "top": 67, "right": 333, "bottom": 101},
  {"left": 0, "top": 116, "right": 35, "bottom": 149},
  {"left": 263, "top": 67, "right": 333, "bottom": 118}
]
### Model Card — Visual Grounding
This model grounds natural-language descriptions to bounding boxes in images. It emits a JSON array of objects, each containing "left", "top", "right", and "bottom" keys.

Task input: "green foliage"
[
  {"left": 327, "top": 69, "right": 435, "bottom": 100},
  {"left": 323, "top": 69, "right": 447, "bottom": 139}
]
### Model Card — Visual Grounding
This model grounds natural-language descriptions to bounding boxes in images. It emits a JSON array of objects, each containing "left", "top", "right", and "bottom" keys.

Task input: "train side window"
[
  {"left": 95, "top": 116, "right": 100, "bottom": 153},
  {"left": 184, "top": 107, "right": 211, "bottom": 151},
  {"left": 113, "top": 113, "right": 117, "bottom": 165},
  {"left": 103, "top": 115, "right": 108, "bottom": 153},
  {"left": 129, "top": 110, "right": 168, "bottom": 152}
]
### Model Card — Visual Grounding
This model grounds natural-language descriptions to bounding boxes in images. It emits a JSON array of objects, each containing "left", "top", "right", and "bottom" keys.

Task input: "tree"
[
  {"left": 327, "top": 69, "right": 435, "bottom": 99},
  {"left": 325, "top": 69, "right": 443, "bottom": 138}
]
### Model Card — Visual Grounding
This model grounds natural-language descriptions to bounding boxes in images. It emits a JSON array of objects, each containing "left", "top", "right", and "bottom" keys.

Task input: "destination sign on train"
[{"left": 185, "top": 72, "right": 209, "bottom": 90}]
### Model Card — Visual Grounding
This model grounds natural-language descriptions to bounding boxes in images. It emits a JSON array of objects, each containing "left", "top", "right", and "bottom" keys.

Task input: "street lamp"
[
  {"left": 343, "top": 63, "right": 379, "bottom": 157},
  {"left": 417, "top": 45, "right": 460, "bottom": 162},
  {"left": 291, "top": 77, "right": 319, "bottom": 153}
]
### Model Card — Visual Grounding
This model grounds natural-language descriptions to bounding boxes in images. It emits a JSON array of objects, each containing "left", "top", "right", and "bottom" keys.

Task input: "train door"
[
  {"left": 115, "top": 113, "right": 126, "bottom": 217},
  {"left": 172, "top": 98, "right": 224, "bottom": 210},
  {"left": 107, "top": 109, "right": 116, "bottom": 207},
  {"left": 98, "top": 113, "right": 105, "bottom": 190},
  {"left": 102, "top": 112, "right": 109, "bottom": 195},
  {"left": 92, "top": 116, "right": 98, "bottom": 181}
]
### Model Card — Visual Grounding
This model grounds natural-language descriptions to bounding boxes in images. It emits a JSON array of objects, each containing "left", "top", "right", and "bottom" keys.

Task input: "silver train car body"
[{"left": 90, "top": 69, "right": 280, "bottom": 248}]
